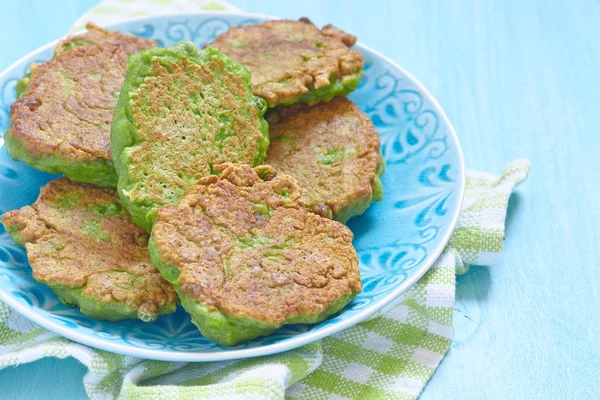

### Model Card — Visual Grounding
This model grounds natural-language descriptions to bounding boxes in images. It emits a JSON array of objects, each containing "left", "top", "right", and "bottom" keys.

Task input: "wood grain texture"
[{"left": 1, "top": 0, "right": 599, "bottom": 399}]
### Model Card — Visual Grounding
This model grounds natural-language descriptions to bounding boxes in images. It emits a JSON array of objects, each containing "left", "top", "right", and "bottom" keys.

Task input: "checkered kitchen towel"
[{"left": 0, "top": 1, "right": 530, "bottom": 398}]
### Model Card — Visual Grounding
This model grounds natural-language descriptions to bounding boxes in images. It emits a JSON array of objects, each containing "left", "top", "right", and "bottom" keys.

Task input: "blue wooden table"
[{"left": 1, "top": 1, "right": 599, "bottom": 398}]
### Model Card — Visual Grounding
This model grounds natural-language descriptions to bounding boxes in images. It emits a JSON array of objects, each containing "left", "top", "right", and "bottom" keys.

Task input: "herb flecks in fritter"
[
  {"left": 149, "top": 163, "right": 361, "bottom": 346},
  {"left": 6, "top": 24, "right": 156, "bottom": 187},
  {"left": 111, "top": 41, "right": 269, "bottom": 230},
  {"left": 266, "top": 97, "right": 383, "bottom": 223},
  {"left": 0, "top": 178, "right": 177, "bottom": 322},
  {"left": 209, "top": 19, "right": 364, "bottom": 107}
]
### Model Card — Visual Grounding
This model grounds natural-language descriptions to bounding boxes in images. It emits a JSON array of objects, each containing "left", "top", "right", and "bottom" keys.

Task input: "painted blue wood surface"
[{"left": 0, "top": 0, "right": 599, "bottom": 398}]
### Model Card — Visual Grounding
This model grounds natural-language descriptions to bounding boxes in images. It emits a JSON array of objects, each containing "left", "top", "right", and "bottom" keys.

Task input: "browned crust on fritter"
[
  {"left": 10, "top": 31, "right": 155, "bottom": 163},
  {"left": 0, "top": 178, "right": 177, "bottom": 313},
  {"left": 124, "top": 55, "right": 264, "bottom": 207},
  {"left": 55, "top": 22, "right": 156, "bottom": 56},
  {"left": 209, "top": 19, "right": 364, "bottom": 106},
  {"left": 151, "top": 163, "right": 361, "bottom": 325},
  {"left": 266, "top": 97, "right": 382, "bottom": 219}
]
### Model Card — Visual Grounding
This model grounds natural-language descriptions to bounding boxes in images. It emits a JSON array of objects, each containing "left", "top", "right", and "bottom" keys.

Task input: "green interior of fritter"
[
  {"left": 317, "top": 148, "right": 358, "bottom": 165},
  {"left": 333, "top": 149, "right": 385, "bottom": 224},
  {"left": 148, "top": 237, "right": 356, "bottom": 346},
  {"left": 52, "top": 285, "right": 176, "bottom": 322},
  {"left": 15, "top": 73, "right": 31, "bottom": 98},
  {"left": 373, "top": 149, "right": 386, "bottom": 202},
  {"left": 4, "top": 129, "right": 118, "bottom": 187},
  {"left": 3, "top": 224, "right": 24, "bottom": 246},
  {"left": 111, "top": 41, "right": 269, "bottom": 231},
  {"left": 334, "top": 191, "right": 376, "bottom": 224},
  {"left": 57, "top": 38, "right": 94, "bottom": 54}
]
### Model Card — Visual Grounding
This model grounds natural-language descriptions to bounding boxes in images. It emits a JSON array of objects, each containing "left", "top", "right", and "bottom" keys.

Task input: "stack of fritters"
[{"left": 2, "top": 19, "right": 385, "bottom": 345}]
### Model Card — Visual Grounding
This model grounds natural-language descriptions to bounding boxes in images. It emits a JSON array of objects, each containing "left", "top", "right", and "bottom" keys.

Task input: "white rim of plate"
[{"left": 0, "top": 11, "right": 466, "bottom": 362}]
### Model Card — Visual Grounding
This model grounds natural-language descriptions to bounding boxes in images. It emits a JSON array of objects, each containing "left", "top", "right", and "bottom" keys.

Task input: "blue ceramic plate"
[{"left": 0, "top": 12, "right": 464, "bottom": 361}]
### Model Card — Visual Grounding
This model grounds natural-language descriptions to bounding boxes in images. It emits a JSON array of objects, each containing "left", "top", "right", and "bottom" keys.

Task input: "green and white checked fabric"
[
  {"left": 0, "top": 159, "right": 530, "bottom": 399},
  {"left": 449, "top": 161, "right": 530, "bottom": 274}
]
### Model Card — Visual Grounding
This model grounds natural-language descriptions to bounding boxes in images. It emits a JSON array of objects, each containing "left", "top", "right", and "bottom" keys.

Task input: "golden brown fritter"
[
  {"left": 209, "top": 19, "right": 364, "bottom": 107},
  {"left": 11, "top": 29, "right": 155, "bottom": 163},
  {"left": 0, "top": 178, "right": 177, "bottom": 322},
  {"left": 7, "top": 27, "right": 155, "bottom": 187},
  {"left": 55, "top": 22, "right": 156, "bottom": 56},
  {"left": 151, "top": 163, "right": 361, "bottom": 328},
  {"left": 10, "top": 43, "right": 129, "bottom": 163},
  {"left": 266, "top": 97, "right": 384, "bottom": 223}
]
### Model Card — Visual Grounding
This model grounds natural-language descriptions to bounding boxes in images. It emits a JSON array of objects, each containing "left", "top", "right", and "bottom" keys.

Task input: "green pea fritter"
[
  {"left": 6, "top": 24, "right": 156, "bottom": 187},
  {"left": 111, "top": 41, "right": 269, "bottom": 231},
  {"left": 266, "top": 97, "right": 384, "bottom": 223},
  {"left": 149, "top": 163, "right": 361, "bottom": 346},
  {"left": 0, "top": 178, "right": 178, "bottom": 322},
  {"left": 15, "top": 23, "right": 159, "bottom": 98},
  {"left": 209, "top": 18, "right": 364, "bottom": 107}
]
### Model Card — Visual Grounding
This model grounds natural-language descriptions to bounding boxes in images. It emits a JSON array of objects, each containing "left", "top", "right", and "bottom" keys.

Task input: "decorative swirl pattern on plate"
[
  {"left": 162, "top": 19, "right": 258, "bottom": 48},
  {"left": 0, "top": 15, "right": 462, "bottom": 357},
  {"left": 352, "top": 61, "right": 447, "bottom": 165}
]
